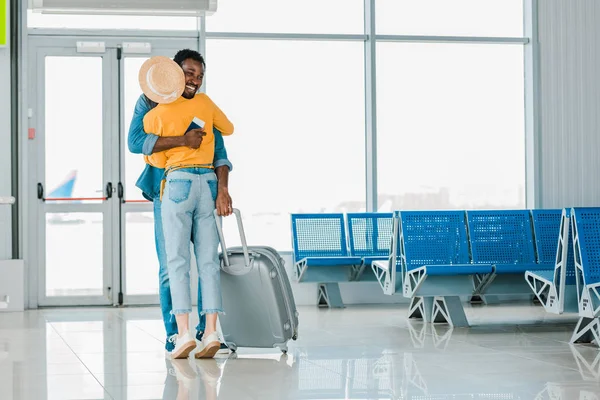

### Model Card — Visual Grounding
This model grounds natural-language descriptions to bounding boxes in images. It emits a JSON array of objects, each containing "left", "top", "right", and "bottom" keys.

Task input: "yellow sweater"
[{"left": 143, "top": 93, "right": 234, "bottom": 170}]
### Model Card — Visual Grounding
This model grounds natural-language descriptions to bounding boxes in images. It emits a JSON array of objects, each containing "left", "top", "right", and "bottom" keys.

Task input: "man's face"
[{"left": 181, "top": 59, "right": 204, "bottom": 99}]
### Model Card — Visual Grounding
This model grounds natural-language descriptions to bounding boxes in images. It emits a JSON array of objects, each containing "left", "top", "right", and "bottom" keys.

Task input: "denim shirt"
[{"left": 127, "top": 94, "right": 233, "bottom": 201}]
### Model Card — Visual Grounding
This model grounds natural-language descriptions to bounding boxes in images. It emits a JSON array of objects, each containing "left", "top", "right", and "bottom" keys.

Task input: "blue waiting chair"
[
  {"left": 525, "top": 209, "right": 577, "bottom": 314},
  {"left": 466, "top": 210, "right": 554, "bottom": 298},
  {"left": 401, "top": 211, "right": 484, "bottom": 327},
  {"left": 346, "top": 212, "right": 394, "bottom": 281},
  {"left": 291, "top": 213, "right": 361, "bottom": 283}
]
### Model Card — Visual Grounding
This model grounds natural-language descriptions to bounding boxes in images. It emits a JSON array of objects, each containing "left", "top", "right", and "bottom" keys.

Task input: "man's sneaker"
[
  {"left": 196, "top": 331, "right": 230, "bottom": 355},
  {"left": 165, "top": 334, "right": 177, "bottom": 359},
  {"left": 194, "top": 331, "right": 221, "bottom": 359},
  {"left": 171, "top": 332, "right": 197, "bottom": 359},
  {"left": 217, "top": 343, "right": 231, "bottom": 355}
]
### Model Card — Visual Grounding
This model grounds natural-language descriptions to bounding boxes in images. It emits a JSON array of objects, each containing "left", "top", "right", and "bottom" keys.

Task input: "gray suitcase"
[{"left": 215, "top": 209, "right": 299, "bottom": 353}]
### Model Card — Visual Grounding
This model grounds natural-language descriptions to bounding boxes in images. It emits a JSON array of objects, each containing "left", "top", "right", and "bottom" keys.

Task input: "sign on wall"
[{"left": 0, "top": 0, "right": 6, "bottom": 47}]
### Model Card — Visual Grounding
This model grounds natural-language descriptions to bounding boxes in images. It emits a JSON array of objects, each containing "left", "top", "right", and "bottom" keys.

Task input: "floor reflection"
[
  {"left": 0, "top": 306, "right": 599, "bottom": 399},
  {"left": 531, "top": 344, "right": 600, "bottom": 400}
]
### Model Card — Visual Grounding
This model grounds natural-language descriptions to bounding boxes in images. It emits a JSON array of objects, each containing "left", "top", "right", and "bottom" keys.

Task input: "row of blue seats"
[
  {"left": 291, "top": 209, "right": 563, "bottom": 286},
  {"left": 292, "top": 208, "right": 600, "bottom": 345},
  {"left": 291, "top": 209, "right": 568, "bottom": 321}
]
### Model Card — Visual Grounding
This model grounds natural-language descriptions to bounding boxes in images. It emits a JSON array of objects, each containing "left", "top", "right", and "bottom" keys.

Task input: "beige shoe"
[
  {"left": 195, "top": 331, "right": 221, "bottom": 359},
  {"left": 171, "top": 332, "right": 197, "bottom": 359}
]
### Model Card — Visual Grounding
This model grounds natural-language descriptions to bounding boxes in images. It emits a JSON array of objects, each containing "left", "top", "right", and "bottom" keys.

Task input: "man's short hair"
[{"left": 173, "top": 49, "right": 206, "bottom": 68}]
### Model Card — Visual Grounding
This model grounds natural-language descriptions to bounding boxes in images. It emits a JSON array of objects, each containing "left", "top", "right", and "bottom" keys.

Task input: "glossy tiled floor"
[{"left": 0, "top": 302, "right": 599, "bottom": 399}]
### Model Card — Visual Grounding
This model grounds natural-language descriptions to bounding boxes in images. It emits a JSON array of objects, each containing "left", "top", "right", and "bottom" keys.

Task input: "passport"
[{"left": 186, "top": 117, "right": 205, "bottom": 133}]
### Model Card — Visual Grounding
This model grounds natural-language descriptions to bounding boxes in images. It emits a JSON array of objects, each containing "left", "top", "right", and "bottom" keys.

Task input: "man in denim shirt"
[{"left": 128, "top": 92, "right": 233, "bottom": 356}]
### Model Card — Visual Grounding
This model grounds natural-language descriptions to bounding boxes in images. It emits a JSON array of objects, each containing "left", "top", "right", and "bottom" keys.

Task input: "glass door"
[
  {"left": 29, "top": 42, "right": 116, "bottom": 306},
  {"left": 28, "top": 35, "right": 198, "bottom": 306}
]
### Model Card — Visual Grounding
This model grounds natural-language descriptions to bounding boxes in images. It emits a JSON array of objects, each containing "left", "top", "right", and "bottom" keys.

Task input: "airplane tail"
[{"left": 47, "top": 170, "right": 77, "bottom": 199}]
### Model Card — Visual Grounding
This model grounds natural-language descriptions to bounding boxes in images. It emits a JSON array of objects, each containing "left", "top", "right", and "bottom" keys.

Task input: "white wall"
[
  {"left": 0, "top": 0, "right": 12, "bottom": 261},
  {"left": 537, "top": 0, "right": 600, "bottom": 208}
]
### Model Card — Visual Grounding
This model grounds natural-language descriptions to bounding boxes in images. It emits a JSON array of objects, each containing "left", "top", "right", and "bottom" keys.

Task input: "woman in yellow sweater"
[{"left": 140, "top": 51, "right": 234, "bottom": 359}]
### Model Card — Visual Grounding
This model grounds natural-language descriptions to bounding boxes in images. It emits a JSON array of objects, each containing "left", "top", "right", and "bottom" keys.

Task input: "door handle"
[
  {"left": 105, "top": 182, "right": 113, "bottom": 199},
  {"left": 118, "top": 182, "right": 124, "bottom": 201}
]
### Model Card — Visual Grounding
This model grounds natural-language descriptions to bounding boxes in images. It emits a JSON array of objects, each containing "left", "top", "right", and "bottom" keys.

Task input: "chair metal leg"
[
  {"left": 407, "top": 297, "right": 433, "bottom": 322},
  {"left": 571, "top": 317, "right": 600, "bottom": 345},
  {"left": 432, "top": 296, "right": 469, "bottom": 327},
  {"left": 317, "top": 283, "right": 345, "bottom": 308}
]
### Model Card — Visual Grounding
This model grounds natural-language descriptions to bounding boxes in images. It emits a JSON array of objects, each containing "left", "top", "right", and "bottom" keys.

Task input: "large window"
[
  {"left": 205, "top": 0, "right": 364, "bottom": 34},
  {"left": 376, "top": 42, "right": 526, "bottom": 211},
  {"left": 206, "top": 39, "right": 365, "bottom": 251},
  {"left": 27, "top": 0, "right": 530, "bottom": 253}
]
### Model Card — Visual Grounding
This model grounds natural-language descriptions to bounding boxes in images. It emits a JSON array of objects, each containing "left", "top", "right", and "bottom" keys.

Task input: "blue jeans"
[
  {"left": 154, "top": 199, "right": 205, "bottom": 340},
  {"left": 161, "top": 169, "right": 223, "bottom": 316}
]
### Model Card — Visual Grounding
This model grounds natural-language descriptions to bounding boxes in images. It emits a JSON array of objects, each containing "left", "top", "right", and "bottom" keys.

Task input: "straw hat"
[{"left": 138, "top": 56, "right": 185, "bottom": 104}]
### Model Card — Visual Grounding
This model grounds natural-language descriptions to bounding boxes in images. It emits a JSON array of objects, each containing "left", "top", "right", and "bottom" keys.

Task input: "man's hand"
[
  {"left": 183, "top": 128, "right": 206, "bottom": 149},
  {"left": 216, "top": 188, "right": 233, "bottom": 217}
]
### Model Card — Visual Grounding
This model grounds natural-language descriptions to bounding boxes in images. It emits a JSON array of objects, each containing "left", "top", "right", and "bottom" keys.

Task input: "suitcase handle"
[{"left": 214, "top": 208, "right": 251, "bottom": 268}]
